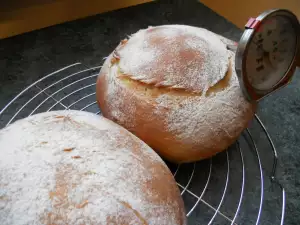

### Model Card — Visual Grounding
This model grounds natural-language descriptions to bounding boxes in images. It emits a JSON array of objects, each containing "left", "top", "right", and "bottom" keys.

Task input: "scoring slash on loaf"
[
  {"left": 0, "top": 110, "right": 186, "bottom": 225},
  {"left": 96, "top": 25, "right": 256, "bottom": 163}
]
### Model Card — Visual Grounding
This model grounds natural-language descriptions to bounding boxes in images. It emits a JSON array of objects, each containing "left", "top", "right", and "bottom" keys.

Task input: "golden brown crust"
[
  {"left": 97, "top": 64, "right": 255, "bottom": 163},
  {"left": 96, "top": 25, "right": 256, "bottom": 163}
]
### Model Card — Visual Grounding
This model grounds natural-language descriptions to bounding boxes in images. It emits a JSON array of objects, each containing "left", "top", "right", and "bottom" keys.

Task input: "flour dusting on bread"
[
  {"left": 0, "top": 110, "right": 186, "bottom": 225},
  {"left": 117, "top": 25, "right": 230, "bottom": 94}
]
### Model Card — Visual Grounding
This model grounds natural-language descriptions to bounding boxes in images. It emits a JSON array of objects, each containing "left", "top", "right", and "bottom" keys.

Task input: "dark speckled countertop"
[{"left": 0, "top": 1, "right": 299, "bottom": 224}]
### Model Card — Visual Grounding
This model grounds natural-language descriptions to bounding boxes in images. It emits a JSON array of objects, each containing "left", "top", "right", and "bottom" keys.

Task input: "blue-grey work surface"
[{"left": 0, "top": 1, "right": 299, "bottom": 225}]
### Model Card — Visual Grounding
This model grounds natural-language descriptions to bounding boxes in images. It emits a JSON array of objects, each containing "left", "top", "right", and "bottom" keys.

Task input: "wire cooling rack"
[{"left": 0, "top": 62, "right": 285, "bottom": 225}]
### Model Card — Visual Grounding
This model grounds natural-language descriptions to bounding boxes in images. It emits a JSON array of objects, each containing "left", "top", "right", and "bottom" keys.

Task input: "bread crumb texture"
[{"left": 0, "top": 110, "right": 186, "bottom": 225}]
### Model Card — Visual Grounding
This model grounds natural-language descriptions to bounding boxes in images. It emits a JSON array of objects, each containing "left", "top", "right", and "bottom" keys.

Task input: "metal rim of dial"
[{"left": 235, "top": 9, "right": 300, "bottom": 101}]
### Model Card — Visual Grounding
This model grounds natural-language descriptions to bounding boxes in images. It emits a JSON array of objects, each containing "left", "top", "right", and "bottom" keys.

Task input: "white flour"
[
  {"left": 0, "top": 110, "right": 185, "bottom": 225},
  {"left": 117, "top": 25, "right": 230, "bottom": 94}
]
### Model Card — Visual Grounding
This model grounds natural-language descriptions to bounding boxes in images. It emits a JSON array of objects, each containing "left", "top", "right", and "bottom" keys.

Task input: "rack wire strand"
[
  {"left": 231, "top": 141, "right": 245, "bottom": 225},
  {"left": 246, "top": 129, "right": 264, "bottom": 225}
]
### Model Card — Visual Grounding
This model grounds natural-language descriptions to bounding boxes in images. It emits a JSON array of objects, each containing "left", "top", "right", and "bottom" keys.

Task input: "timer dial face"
[{"left": 245, "top": 16, "right": 297, "bottom": 91}]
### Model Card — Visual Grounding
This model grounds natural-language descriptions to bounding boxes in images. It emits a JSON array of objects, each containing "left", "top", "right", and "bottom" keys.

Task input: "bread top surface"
[
  {"left": 116, "top": 25, "right": 230, "bottom": 94},
  {"left": 0, "top": 110, "right": 186, "bottom": 225}
]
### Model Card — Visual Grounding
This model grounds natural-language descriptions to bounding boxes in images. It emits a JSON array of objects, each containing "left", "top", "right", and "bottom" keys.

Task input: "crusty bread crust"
[
  {"left": 0, "top": 110, "right": 186, "bottom": 225},
  {"left": 96, "top": 25, "right": 256, "bottom": 163}
]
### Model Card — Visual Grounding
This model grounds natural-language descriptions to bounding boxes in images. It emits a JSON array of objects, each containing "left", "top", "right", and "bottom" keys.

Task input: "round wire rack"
[{"left": 0, "top": 62, "right": 285, "bottom": 225}]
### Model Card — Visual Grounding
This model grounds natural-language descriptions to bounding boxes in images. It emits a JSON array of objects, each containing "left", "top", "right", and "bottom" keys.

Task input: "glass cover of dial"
[{"left": 245, "top": 15, "right": 297, "bottom": 90}]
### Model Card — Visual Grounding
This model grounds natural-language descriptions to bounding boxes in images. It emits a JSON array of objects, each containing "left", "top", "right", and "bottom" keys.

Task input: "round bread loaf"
[
  {"left": 96, "top": 25, "right": 256, "bottom": 163},
  {"left": 0, "top": 110, "right": 186, "bottom": 225}
]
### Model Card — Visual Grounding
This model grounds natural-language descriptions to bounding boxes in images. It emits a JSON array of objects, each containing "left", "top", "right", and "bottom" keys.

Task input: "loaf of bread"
[
  {"left": 0, "top": 110, "right": 186, "bottom": 225},
  {"left": 96, "top": 25, "right": 256, "bottom": 163}
]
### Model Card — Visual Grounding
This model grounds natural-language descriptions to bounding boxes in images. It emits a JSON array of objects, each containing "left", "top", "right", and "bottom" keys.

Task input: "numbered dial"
[{"left": 246, "top": 16, "right": 297, "bottom": 90}]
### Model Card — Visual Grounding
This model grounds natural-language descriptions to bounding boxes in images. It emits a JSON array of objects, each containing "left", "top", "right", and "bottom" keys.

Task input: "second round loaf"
[{"left": 96, "top": 25, "right": 256, "bottom": 163}]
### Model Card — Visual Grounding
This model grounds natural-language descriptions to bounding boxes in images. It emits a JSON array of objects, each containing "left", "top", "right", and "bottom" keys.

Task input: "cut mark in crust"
[
  {"left": 114, "top": 59, "right": 232, "bottom": 98},
  {"left": 118, "top": 200, "right": 148, "bottom": 225}
]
